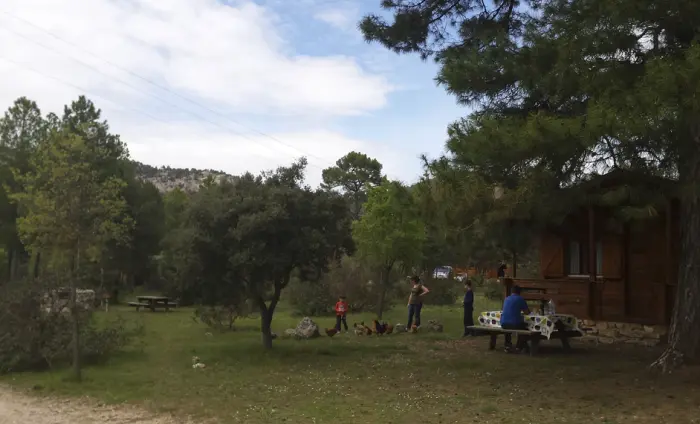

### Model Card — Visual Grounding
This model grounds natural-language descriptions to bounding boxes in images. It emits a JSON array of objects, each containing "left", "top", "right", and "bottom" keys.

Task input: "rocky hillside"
[{"left": 133, "top": 162, "right": 234, "bottom": 192}]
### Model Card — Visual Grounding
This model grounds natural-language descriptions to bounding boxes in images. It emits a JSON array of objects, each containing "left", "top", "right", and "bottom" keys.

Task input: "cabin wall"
[{"left": 535, "top": 205, "right": 678, "bottom": 326}]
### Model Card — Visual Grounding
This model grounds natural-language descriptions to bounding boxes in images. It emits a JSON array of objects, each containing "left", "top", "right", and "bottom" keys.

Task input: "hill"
[{"left": 132, "top": 162, "right": 234, "bottom": 192}]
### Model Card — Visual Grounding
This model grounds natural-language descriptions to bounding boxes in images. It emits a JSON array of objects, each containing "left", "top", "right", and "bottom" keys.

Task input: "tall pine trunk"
[
  {"left": 376, "top": 266, "right": 391, "bottom": 319},
  {"left": 70, "top": 250, "right": 82, "bottom": 382},
  {"left": 651, "top": 131, "right": 700, "bottom": 372}
]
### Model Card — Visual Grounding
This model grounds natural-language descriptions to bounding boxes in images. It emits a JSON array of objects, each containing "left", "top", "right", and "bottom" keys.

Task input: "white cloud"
[
  {"left": 314, "top": 8, "right": 356, "bottom": 31},
  {"left": 0, "top": 0, "right": 392, "bottom": 116},
  {"left": 0, "top": 0, "right": 415, "bottom": 185}
]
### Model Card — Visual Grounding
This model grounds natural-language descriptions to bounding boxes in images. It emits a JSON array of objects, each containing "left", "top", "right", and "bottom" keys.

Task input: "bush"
[
  {"left": 193, "top": 302, "right": 253, "bottom": 332},
  {"left": 421, "top": 277, "right": 459, "bottom": 305},
  {"left": 0, "top": 278, "right": 143, "bottom": 373},
  {"left": 287, "top": 277, "right": 336, "bottom": 316},
  {"left": 483, "top": 278, "right": 504, "bottom": 302},
  {"left": 287, "top": 256, "right": 399, "bottom": 316}
]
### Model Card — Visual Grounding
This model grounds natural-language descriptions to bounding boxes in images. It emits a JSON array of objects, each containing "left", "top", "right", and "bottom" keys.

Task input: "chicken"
[
  {"left": 325, "top": 328, "right": 338, "bottom": 337},
  {"left": 384, "top": 323, "right": 394, "bottom": 334},
  {"left": 353, "top": 323, "right": 365, "bottom": 336},
  {"left": 372, "top": 320, "right": 386, "bottom": 335},
  {"left": 410, "top": 324, "right": 419, "bottom": 333}
]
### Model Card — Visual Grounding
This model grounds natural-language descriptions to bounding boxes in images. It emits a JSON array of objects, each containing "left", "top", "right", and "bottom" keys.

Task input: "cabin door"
[{"left": 626, "top": 220, "right": 665, "bottom": 323}]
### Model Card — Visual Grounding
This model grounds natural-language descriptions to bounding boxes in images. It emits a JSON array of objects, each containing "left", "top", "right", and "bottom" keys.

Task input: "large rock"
[{"left": 295, "top": 317, "right": 320, "bottom": 339}]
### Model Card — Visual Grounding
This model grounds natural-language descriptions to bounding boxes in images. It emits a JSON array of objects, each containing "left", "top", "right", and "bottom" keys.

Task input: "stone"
[
  {"left": 284, "top": 329, "right": 298, "bottom": 338},
  {"left": 394, "top": 323, "right": 407, "bottom": 333},
  {"left": 295, "top": 317, "right": 320, "bottom": 339},
  {"left": 426, "top": 320, "right": 443, "bottom": 333},
  {"left": 596, "top": 322, "right": 608, "bottom": 330},
  {"left": 597, "top": 336, "right": 615, "bottom": 344}
]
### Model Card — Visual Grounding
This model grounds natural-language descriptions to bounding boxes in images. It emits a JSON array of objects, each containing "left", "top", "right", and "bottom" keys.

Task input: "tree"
[
  {"left": 177, "top": 159, "right": 353, "bottom": 348},
  {"left": 11, "top": 129, "right": 133, "bottom": 380},
  {"left": 352, "top": 180, "right": 425, "bottom": 318},
  {"left": 0, "top": 98, "right": 47, "bottom": 281},
  {"left": 322, "top": 151, "right": 384, "bottom": 220},
  {"left": 361, "top": 0, "right": 700, "bottom": 372}
]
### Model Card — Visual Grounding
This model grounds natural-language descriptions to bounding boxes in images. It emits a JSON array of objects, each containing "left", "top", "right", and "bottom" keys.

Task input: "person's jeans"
[
  {"left": 463, "top": 306, "right": 474, "bottom": 335},
  {"left": 335, "top": 314, "right": 348, "bottom": 331},
  {"left": 502, "top": 322, "right": 529, "bottom": 350},
  {"left": 407, "top": 303, "right": 422, "bottom": 328}
]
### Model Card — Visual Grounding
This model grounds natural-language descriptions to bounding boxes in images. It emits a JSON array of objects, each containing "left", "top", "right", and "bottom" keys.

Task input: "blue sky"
[{"left": 0, "top": 0, "right": 468, "bottom": 185}]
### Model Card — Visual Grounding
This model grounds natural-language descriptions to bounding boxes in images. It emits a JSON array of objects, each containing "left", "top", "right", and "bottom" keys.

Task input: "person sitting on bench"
[{"left": 500, "top": 285, "right": 531, "bottom": 353}]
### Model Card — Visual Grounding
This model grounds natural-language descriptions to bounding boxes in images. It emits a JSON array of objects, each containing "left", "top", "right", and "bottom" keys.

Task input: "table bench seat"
[
  {"left": 128, "top": 301, "right": 178, "bottom": 311},
  {"left": 467, "top": 325, "right": 580, "bottom": 356}
]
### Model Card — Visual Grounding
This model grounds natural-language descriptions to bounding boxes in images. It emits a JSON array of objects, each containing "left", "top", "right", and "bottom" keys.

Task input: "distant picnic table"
[{"left": 128, "top": 296, "right": 178, "bottom": 312}]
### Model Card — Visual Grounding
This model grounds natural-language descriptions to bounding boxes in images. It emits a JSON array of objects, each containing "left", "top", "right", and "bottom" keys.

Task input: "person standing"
[
  {"left": 462, "top": 280, "right": 475, "bottom": 337},
  {"left": 407, "top": 275, "right": 430, "bottom": 330},
  {"left": 334, "top": 296, "right": 349, "bottom": 332}
]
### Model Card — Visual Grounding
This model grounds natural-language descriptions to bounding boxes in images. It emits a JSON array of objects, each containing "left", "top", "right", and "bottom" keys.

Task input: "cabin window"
[{"left": 566, "top": 240, "right": 603, "bottom": 276}]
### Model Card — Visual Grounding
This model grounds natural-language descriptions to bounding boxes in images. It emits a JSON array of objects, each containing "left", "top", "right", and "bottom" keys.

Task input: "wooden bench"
[
  {"left": 467, "top": 325, "right": 581, "bottom": 356},
  {"left": 128, "top": 301, "right": 178, "bottom": 311}
]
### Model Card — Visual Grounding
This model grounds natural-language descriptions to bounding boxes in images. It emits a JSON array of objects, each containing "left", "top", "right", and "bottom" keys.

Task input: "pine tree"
[{"left": 361, "top": 0, "right": 700, "bottom": 371}]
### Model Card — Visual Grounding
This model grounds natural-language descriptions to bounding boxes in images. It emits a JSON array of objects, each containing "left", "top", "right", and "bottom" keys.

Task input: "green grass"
[{"left": 4, "top": 295, "right": 700, "bottom": 424}]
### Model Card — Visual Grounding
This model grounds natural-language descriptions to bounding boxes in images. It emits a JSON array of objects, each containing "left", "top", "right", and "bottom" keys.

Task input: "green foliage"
[
  {"left": 287, "top": 276, "right": 335, "bottom": 316},
  {"left": 166, "top": 159, "right": 353, "bottom": 347},
  {"left": 353, "top": 180, "right": 425, "bottom": 270},
  {"left": 10, "top": 129, "right": 133, "bottom": 265},
  {"left": 0, "top": 278, "right": 143, "bottom": 373},
  {"left": 420, "top": 277, "right": 459, "bottom": 306},
  {"left": 482, "top": 279, "right": 504, "bottom": 303},
  {"left": 322, "top": 151, "right": 384, "bottom": 219}
]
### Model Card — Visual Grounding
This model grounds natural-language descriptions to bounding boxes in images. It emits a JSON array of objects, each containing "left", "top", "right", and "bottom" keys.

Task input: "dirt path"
[{"left": 0, "top": 386, "right": 198, "bottom": 424}]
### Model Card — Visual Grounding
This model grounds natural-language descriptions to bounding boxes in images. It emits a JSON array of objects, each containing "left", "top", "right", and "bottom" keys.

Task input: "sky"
[{"left": 0, "top": 0, "right": 467, "bottom": 186}]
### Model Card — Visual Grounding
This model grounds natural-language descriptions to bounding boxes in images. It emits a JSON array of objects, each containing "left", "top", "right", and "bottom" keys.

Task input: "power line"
[
  {"left": 0, "top": 56, "right": 288, "bottom": 166},
  {"left": 0, "top": 9, "right": 334, "bottom": 168},
  {"left": 0, "top": 24, "right": 328, "bottom": 172}
]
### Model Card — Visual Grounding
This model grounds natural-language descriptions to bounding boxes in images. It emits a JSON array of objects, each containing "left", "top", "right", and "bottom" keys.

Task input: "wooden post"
[
  {"left": 663, "top": 199, "right": 673, "bottom": 324},
  {"left": 622, "top": 222, "right": 631, "bottom": 318},
  {"left": 588, "top": 206, "right": 597, "bottom": 319},
  {"left": 504, "top": 277, "right": 514, "bottom": 299}
]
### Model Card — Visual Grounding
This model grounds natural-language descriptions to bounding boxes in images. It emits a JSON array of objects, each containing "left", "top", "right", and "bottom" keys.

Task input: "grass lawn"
[{"left": 3, "top": 295, "right": 700, "bottom": 423}]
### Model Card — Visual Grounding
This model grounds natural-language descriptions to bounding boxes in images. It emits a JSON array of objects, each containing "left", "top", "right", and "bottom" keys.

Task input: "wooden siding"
[{"left": 532, "top": 204, "right": 679, "bottom": 325}]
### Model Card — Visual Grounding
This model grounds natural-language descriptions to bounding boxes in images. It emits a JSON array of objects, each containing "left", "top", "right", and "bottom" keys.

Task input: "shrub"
[
  {"left": 287, "top": 256, "right": 399, "bottom": 316},
  {"left": 0, "top": 278, "right": 143, "bottom": 373},
  {"left": 483, "top": 278, "right": 504, "bottom": 302},
  {"left": 421, "top": 277, "right": 459, "bottom": 305},
  {"left": 193, "top": 302, "right": 253, "bottom": 332}
]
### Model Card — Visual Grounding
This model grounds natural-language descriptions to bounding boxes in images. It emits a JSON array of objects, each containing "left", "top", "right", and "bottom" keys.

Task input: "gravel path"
[{"left": 0, "top": 386, "right": 197, "bottom": 424}]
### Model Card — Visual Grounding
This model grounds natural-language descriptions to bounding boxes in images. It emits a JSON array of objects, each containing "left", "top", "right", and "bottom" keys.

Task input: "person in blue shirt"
[
  {"left": 500, "top": 285, "right": 531, "bottom": 352},
  {"left": 462, "top": 280, "right": 475, "bottom": 337}
]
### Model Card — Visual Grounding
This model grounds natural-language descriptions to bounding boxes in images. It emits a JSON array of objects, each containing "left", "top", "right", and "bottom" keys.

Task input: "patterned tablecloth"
[{"left": 478, "top": 311, "right": 581, "bottom": 339}]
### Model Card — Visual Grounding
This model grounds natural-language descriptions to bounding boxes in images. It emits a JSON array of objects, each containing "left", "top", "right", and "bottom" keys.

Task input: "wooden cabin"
[{"left": 505, "top": 171, "right": 679, "bottom": 326}]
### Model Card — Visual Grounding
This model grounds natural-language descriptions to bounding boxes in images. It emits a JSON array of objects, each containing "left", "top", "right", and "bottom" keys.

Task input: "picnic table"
[
  {"left": 468, "top": 311, "right": 583, "bottom": 356},
  {"left": 128, "top": 296, "right": 178, "bottom": 312}
]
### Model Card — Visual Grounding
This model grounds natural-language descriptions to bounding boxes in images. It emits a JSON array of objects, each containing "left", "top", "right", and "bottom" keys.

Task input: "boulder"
[
  {"left": 427, "top": 320, "right": 443, "bottom": 333},
  {"left": 295, "top": 317, "right": 320, "bottom": 339}
]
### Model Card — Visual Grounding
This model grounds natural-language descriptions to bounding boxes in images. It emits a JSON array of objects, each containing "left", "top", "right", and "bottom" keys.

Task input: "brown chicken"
[
  {"left": 325, "top": 328, "right": 338, "bottom": 337},
  {"left": 384, "top": 323, "right": 394, "bottom": 334}
]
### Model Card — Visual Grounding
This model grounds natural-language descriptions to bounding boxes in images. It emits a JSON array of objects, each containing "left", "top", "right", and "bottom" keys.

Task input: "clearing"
[{"left": 3, "top": 298, "right": 700, "bottom": 423}]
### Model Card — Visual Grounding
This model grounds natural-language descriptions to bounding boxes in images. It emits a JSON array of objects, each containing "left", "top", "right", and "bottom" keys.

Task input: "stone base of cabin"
[{"left": 580, "top": 320, "right": 667, "bottom": 347}]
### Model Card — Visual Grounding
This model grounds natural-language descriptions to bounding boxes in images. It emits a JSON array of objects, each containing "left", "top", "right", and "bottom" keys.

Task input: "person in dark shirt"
[
  {"left": 500, "top": 285, "right": 531, "bottom": 353},
  {"left": 497, "top": 262, "right": 507, "bottom": 279},
  {"left": 462, "top": 280, "right": 475, "bottom": 337}
]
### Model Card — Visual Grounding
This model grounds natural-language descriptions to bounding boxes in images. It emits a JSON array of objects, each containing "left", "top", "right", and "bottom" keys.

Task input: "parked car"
[{"left": 432, "top": 266, "right": 453, "bottom": 279}]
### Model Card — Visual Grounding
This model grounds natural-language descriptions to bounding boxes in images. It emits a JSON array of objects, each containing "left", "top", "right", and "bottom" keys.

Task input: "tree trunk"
[
  {"left": 258, "top": 286, "right": 281, "bottom": 350},
  {"left": 260, "top": 307, "right": 273, "bottom": 349},
  {"left": 33, "top": 251, "right": 41, "bottom": 279},
  {"left": 376, "top": 266, "right": 391, "bottom": 319},
  {"left": 6, "top": 248, "right": 13, "bottom": 281},
  {"left": 651, "top": 132, "right": 700, "bottom": 373},
  {"left": 70, "top": 250, "right": 82, "bottom": 382}
]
